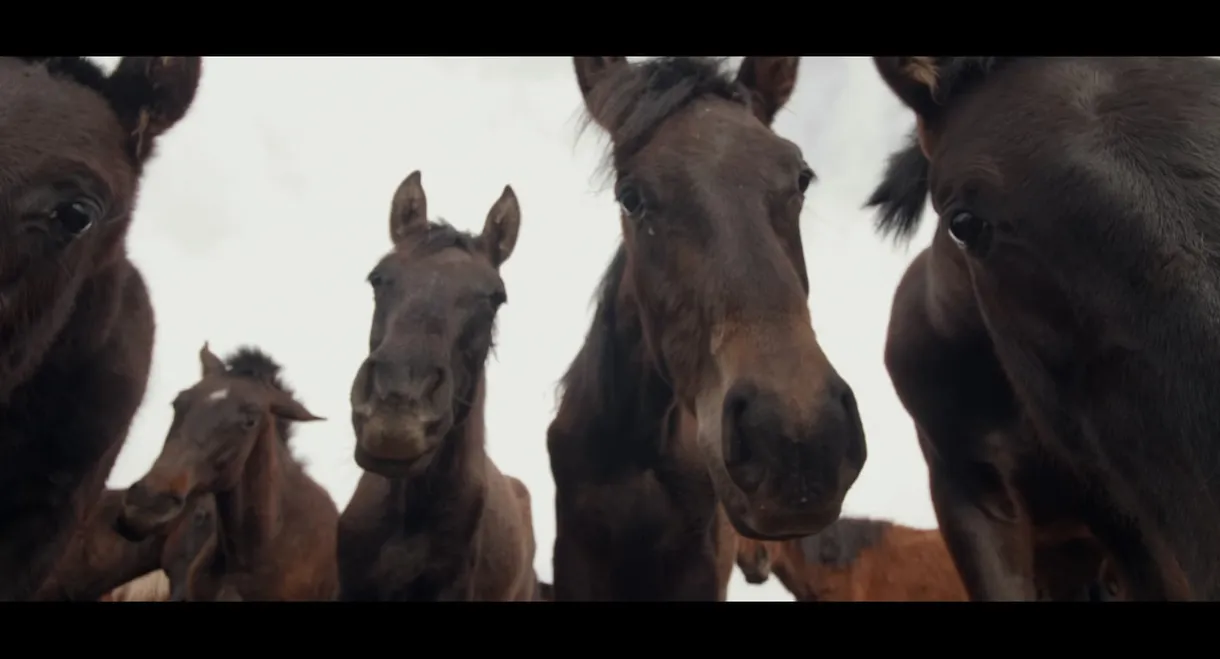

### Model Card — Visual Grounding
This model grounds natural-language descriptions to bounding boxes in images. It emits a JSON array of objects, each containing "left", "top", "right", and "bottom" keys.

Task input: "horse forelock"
[{"left": 579, "top": 57, "right": 745, "bottom": 182}]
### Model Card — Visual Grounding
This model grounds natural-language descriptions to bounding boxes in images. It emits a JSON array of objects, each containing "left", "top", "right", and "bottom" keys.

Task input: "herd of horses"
[{"left": 3, "top": 54, "right": 1220, "bottom": 601}]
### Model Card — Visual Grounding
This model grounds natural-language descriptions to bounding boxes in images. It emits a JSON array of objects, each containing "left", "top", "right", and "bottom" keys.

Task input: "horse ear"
[
  {"left": 873, "top": 57, "right": 945, "bottom": 121},
  {"left": 736, "top": 57, "right": 800, "bottom": 127},
  {"left": 573, "top": 57, "right": 629, "bottom": 130},
  {"left": 106, "top": 57, "right": 202, "bottom": 163},
  {"left": 269, "top": 392, "right": 325, "bottom": 423},
  {"left": 390, "top": 170, "right": 428, "bottom": 246},
  {"left": 480, "top": 185, "right": 521, "bottom": 268},
  {"left": 199, "top": 342, "right": 225, "bottom": 378}
]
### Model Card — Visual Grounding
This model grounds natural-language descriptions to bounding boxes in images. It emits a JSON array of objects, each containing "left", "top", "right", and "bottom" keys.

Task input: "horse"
[
  {"left": 0, "top": 56, "right": 200, "bottom": 600},
  {"left": 113, "top": 344, "right": 339, "bottom": 600},
  {"left": 736, "top": 517, "right": 967, "bottom": 601},
  {"left": 547, "top": 56, "right": 866, "bottom": 600},
  {"left": 338, "top": 170, "right": 538, "bottom": 601},
  {"left": 33, "top": 489, "right": 214, "bottom": 601},
  {"left": 864, "top": 56, "right": 1220, "bottom": 600}
]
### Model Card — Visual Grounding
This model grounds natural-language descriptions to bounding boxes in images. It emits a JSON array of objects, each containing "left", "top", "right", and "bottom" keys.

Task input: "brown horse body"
[
  {"left": 548, "top": 56, "right": 865, "bottom": 601},
  {"left": 112, "top": 346, "right": 339, "bottom": 601},
  {"left": 866, "top": 56, "right": 1220, "bottom": 600},
  {"left": 339, "top": 171, "right": 536, "bottom": 601},
  {"left": 0, "top": 56, "right": 199, "bottom": 600},
  {"left": 737, "top": 517, "right": 967, "bottom": 601}
]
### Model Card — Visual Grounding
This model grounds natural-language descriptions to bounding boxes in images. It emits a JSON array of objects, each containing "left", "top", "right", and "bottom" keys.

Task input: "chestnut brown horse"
[
  {"left": 113, "top": 345, "right": 339, "bottom": 600},
  {"left": 339, "top": 171, "right": 537, "bottom": 601},
  {"left": 548, "top": 56, "right": 866, "bottom": 600},
  {"left": 865, "top": 56, "right": 1220, "bottom": 600},
  {"left": 0, "top": 56, "right": 200, "bottom": 600},
  {"left": 736, "top": 517, "right": 967, "bottom": 601}
]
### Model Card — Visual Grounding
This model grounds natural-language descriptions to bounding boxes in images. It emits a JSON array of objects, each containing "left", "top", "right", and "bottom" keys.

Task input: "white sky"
[{"left": 92, "top": 56, "right": 941, "bottom": 601}]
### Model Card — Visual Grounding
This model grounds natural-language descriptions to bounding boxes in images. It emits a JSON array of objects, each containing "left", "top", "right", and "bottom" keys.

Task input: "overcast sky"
[{"left": 93, "top": 56, "right": 940, "bottom": 601}]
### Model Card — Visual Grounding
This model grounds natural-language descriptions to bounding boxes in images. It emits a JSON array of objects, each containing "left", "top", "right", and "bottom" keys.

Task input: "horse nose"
[
  {"left": 721, "top": 375, "right": 862, "bottom": 503},
  {"left": 826, "top": 373, "right": 866, "bottom": 471},
  {"left": 366, "top": 353, "right": 447, "bottom": 409},
  {"left": 721, "top": 381, "right": 771, "bottom": 493}
]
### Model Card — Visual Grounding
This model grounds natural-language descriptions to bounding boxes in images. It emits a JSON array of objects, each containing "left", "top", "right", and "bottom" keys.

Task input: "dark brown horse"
[
  {"left": 736, "top": 517, "right": 967, "bottom": 601},
  {"left": 339, "top": 171, "right": 538, "bottom": 601},
  {"left": 0, "top": 56, "right": 200, "bottom": 600},
  {"left": 113, "top": 344, "right": 339, "bottom": 600},
  {"left": 39, "top": 490, "right": 257, "bottom": 601},
  {"left": 547, "top": 56, "right": 866, "bottom": 600},
  {"left": 865, "top": 56, "right": 1220, "bottom": 600},
  {"left": 34, "top": 489, "right": 172, "bottom": 600}
]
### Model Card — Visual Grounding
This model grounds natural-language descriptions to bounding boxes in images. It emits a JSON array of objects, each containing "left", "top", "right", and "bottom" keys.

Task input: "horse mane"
[
  {"left": 579, "top": 56, "right": 746, "bottom": 178},
  {"left": 864, "top": 130, "right": 931, "bottom": 242},
  {"left": 222, "top": 346, "right": 302, "bottom": 447},
  {"left": 15, "top": 57, "right": 109, "bottom": 95},
  {"left": 404, "top": 217, "right": 483, "bottom": 259},
  {"left": 864, "top": 57, "right": 1016, "bottom": 243},
  {"left": 798, "top": 516, "right": 893, "bottom": 569}
]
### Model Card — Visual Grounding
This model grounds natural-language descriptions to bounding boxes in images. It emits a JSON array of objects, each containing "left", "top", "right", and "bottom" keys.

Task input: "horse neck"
[
  {"left": 388, "top": 372, "right": 488, "bottom": 520},
  {"left": 571, "top": 271, "right": 678, "bottom": 467},
  {"left": 213, "top": 421, "right": 289, "bottom": 566}
]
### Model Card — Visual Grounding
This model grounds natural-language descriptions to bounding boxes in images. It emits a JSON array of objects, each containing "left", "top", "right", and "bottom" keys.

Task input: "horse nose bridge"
[{"left": 367, "top": 345, "right": 447, "bottom": 403}]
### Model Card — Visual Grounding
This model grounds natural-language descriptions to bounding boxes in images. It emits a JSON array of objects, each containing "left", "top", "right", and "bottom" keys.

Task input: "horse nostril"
[{"left": 723, "top": 391, "right": 753, "bottom": 467}]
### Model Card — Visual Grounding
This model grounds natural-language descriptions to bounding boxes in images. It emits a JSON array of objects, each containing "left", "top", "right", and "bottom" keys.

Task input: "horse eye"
[
  {"left": 798, "top": 167, "right": 816, "bottom": 193},
  {"left": 240, "top": 416, "right": 257, "bottom": 430},
  {"left": 52, "top": 200, "right": 98, "bottom": 236},
  {"left": 615, "top": 182, "right": 646, "bottom": 217},
  {"left": 947, "top": 211, "right": 994, "bottom": 256}
]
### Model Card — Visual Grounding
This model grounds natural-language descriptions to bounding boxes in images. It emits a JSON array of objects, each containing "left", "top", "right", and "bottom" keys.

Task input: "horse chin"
[
  {"left": 112, "top": 514, "right": 145, "bottom": 542},
  {"left": 719, "top": 486, "right": 840, "bottom": 542},
  {"left": 742, "top": 570, "right": 770, "bottom": 585},
  {"left": 113, "top": 509, "right": 174, "bottom": 542}
]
